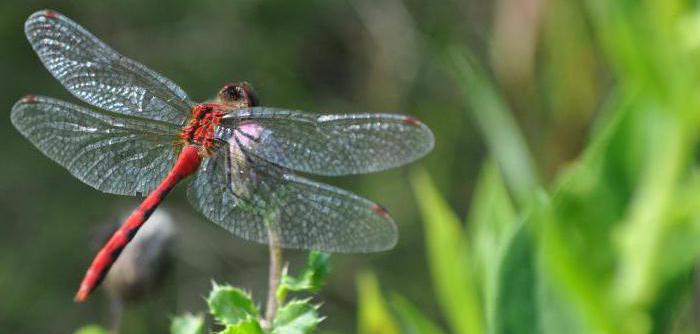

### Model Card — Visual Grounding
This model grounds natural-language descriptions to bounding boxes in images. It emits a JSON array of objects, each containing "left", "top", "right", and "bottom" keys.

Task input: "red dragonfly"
[{"left": 12, "top": 10, "right": 434, "bottom": 302}]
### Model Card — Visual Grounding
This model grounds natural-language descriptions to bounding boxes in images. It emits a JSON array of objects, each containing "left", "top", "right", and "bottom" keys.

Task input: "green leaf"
[
  {"left": 73, "top": 325, "right": 108, "bottom": 334},
  {"left": 279, "top": 251, "right": 330, "bottom": 293},
  {"left": 647, "top": 268, "right": 694, "bottom": 334},
  {"left": 170, "top": 313, "right": 205, "bottom": 334},
  {"left": 467, "top": 159, "right": 518, "bottom": 329},
  {"left": 492, "top": 224, "right": 539, "bottom": 334},
  {"left": 410, "top": 169, "right": 483, "bottom": 334},
  {"left": 218, "top": 319, "right": 264, "bottom": 334},
  {"left": 272, "top": 299, "right": 321, "bottom": 334},
  {"left": 536, "top": 189, "right": 617, "bottom": 334},
  {"left": 654, "top": 171, "right": 700, "bottom": 282},
  {"left": 448, "top": 46, "right": 540, "bottom": 207},
  {"left": 207, "top": 282, "right": 259, "bottom": 325},
  {"left": 357, "top": 271, "right": 400, "bottom": 334},
  {"left": 613, "top": 110, "right": 685, "bottom": 308},
  {"left": 484, "top": 186, "right": 594, "bottom": 334},
  {"left": 389, "top": 293, "right": 446, "bottom": 334}
]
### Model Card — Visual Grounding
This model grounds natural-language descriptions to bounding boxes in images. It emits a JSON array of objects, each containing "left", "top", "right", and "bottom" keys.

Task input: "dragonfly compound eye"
[
  {"left": 218, "top": 82, "right": 259, "bottom": 108},
  {"left": 227, "top": 86, "right": 243, "bottom": 100},
  {"left": 218, "top": 84, "right": 243, "bottom": 103}
]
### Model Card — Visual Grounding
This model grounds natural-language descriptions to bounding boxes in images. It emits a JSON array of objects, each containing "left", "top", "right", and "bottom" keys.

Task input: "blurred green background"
[{"left": 5, "top": 0, "right": 700, "bottom": 333}]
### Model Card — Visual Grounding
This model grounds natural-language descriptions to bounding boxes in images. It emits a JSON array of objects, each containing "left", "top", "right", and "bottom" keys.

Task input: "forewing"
[
  {"left": 11, "top": 95, "right": 181, "bottom": 196},
  {"left": 187, "top": 142, "right": 397, "bottom": 253},
  {"left": 219, "top": 107, "right": 434, "bottom": 176},
  {"left": 25, "top": 10, "right": 192, "bottom": 125}
]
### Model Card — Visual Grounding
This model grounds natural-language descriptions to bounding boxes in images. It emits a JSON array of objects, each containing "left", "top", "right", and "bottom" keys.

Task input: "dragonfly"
[{"left": 11, "top": 10, "right": 434, "bottom": 302}]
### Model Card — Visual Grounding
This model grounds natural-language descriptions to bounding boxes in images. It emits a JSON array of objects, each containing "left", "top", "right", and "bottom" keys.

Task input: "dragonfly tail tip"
[{"left": 73, "top": 289, "right": 89, "bottom": 303}]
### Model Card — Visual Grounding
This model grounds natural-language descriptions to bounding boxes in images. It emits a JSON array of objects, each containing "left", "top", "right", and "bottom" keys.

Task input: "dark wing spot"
[
  {"left": 43, "top": 10, "right": 59, "bottom": 18},
  {"left": 21, "top": 95, "right": 37, "bottom": 104},
  {"left": 371, "top": 204, "right": 391, "bottom": 219},
  {"left": 402, "top": 116, "right": 420, "bottom": 126}
]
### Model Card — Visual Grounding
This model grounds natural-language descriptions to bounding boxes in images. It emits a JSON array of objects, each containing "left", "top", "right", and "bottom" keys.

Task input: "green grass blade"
[
  {"left": 467, "top": 159, "right": 518, "bottom": 330},
  {"left": 411, "top": 168, "right": 483, "bottom": 334},
  {"left": 389, "top": 293, "right": 447, "bottom": 334},
  {"left": 448, "top": 46, "right": 540, "bottom": 207},
  {"left": 356, "top": 272, "right": 400, "bottom": 334}
]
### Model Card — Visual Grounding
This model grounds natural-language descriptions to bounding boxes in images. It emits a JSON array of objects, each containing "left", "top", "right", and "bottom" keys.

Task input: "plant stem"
[
  {"left": 109, "top": 296, "right": 123, "bottom": 334},
  {"left": 265, "top": 225, "right": 283, "bottom": 327}
]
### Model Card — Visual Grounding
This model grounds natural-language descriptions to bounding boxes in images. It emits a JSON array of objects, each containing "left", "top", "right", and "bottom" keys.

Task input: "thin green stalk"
[{"left": 264, "top": 225, "right": 283, "bottom": 328}]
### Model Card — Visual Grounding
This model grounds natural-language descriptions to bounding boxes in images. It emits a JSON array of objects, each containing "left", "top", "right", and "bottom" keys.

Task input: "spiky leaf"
[
  {"left": 218, "top": 319, "right": 264, "bottom": 334},
  {"left": 280, "top": 251, "right": 330, "bottom": 295},
  {"left": 272, "top": 299, "right": 321, "bottom": 334},
  {"left": 207, "top": 283, "right": 259, "bottom": 325},
  {"left": 170, "top": 313, "right": 205, "bottom": 334}
]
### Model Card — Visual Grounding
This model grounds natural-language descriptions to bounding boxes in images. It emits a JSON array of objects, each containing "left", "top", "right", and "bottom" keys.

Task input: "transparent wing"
[
  {"left": 187, "top": 141, "right": 397, "bottom": 253},
  {"left": 218, "top": 107, "right": 434, "bottom": 176},
  {"left": 11, "top": 95, "right": 181, "bottom": 196},
  {"left": 25, "top": 10, "right": 192, "bottom": 125}
]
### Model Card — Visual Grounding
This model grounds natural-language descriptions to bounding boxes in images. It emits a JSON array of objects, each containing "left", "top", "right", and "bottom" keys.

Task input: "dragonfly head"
[{"left": 217, "top": 82, "right": 259, "bottom": 109}]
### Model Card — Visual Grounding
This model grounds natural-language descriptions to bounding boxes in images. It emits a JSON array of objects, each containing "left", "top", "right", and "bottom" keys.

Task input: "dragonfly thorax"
[
  {"left": 181, "top": 82, "right": 260, "bottom": 152},
  {"left": 180, "top": 104, "right": 224, "bottom": 151}
]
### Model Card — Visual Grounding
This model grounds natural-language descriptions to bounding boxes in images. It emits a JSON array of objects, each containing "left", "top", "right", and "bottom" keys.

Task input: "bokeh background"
[
  {"left": 4, "top": 0, "right": 700, "bottom": 333},
  {"left": 1, "top": 1, "right": 477, "bottom": 332}
]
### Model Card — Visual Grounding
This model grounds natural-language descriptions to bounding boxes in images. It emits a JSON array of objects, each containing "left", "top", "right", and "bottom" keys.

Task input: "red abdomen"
[{"left": 74, "top": 145, "right": 201, "bottom": 302}]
